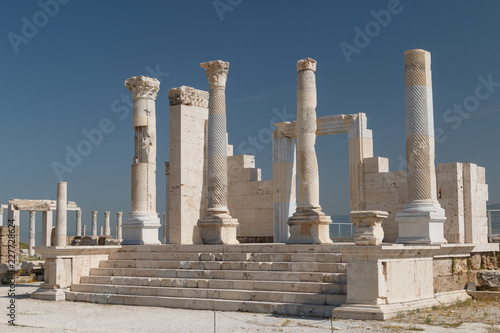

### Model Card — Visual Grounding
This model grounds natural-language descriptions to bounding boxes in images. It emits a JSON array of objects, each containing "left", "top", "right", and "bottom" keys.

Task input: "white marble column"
[
  {"left": 82, "top": 225, "right": 86, "bottom": 236},
  {"left": 104, "top": 211, "right": 111, "bottom": 236},
  {"left": 41, "top": 211, "right": 52, "bottom": 246},
  {"left": 287, "top": 58, "right": 332, "bottom": 244},
  {"left": 0, "top": 206, "right": 4, "bottom": 226},
  {"left": 91, "top": 211, "right": 97, "bottom": 237},
  {"left": 197, "top": 60, "right": 239, "bottom": 245},
  {"left": 116, "top": 212, "right": 122, "bottom": 240},
  {"left": 122, "top": 75, "right": 161, "bottom": 245},
  {"left": 272, "top": 124, "right": 297, "bottom": 243},
  {"left": 75, "top": 210, "right": 82, "bottom": 237},
  {"left": 55, "top": 181, "right": 67, "bottom": 247},
  {"left": 396, "top": 49, "right": 447, "bottom": 244},
  {"left": 100, "top": 226, "right": 103, "bottom": 236},
  {"left": 29, "top": 210, "right": 35, "bottom": 256},
  {"left": 164, "top": 162, "right": 170, "bottom": 244}
]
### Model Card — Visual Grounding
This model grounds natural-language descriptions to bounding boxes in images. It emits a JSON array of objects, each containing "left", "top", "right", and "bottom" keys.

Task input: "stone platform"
[{"left": 66, "top": 244, "right": 350, "bottom": 317}]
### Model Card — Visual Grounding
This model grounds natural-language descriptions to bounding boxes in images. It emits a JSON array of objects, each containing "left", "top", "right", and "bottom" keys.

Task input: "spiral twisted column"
[
  {"left": 286, "top": 58, "right": 332, "bottom": 244},
  {"left": 396, "top": 49, "right": 447, "bottom": 244},
  {"left": 122, "top": 75, "right": 161, "bottom": 245},
  {"left": 197, "top": 60, "right": 238, "bottom": 245}
]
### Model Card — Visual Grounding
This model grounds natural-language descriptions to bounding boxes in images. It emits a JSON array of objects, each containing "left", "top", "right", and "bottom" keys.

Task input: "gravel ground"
[{"left": 1, "top": 283, "right": 499, "bottom": 332}]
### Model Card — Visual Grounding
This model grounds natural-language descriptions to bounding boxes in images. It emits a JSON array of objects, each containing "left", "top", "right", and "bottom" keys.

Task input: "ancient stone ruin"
[{"left": 1, "top": 49, "right": 496, "bottom": 319}]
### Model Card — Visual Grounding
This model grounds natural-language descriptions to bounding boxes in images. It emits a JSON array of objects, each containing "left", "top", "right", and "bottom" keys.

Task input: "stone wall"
[
  {"left": 363, "top": 158, "right": 488, "bottom": 244},
  {"left": 0, "top": 226, "right": 19, "bottom": 264},
  {"left": 227, "top": 155, "right": 274, "bottom": 242}
]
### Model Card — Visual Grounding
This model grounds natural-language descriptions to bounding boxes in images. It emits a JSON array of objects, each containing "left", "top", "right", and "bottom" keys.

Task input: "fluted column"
[
  {"left": 197, "top": 60, "right": 238, "bottom": 245},
  {"left": 91, "top": 211, "right": 97, "bottom": 237},
  {"left": 29, "top": 210, "right": 35, "bottom": 256},
  {"left": 396, "top": 49, "right": 447, "bottom": 244},
  {"left": 104, "top": 211, "right": 110, "bottom": 236},
  {"left": 75, "top": 210, "right": 82, "bottom": 237},
  {"left": 122, "top": 75, "right": 161, "bottom": 245},
  {"left": 287, "top": 58, "right": 332, "bottom": 244},
  {"left": 116, "top": 212, "right": 122, "bottom": 240},
  {"left": 55, "top": 181, "right": 67, "bottom": 247}
]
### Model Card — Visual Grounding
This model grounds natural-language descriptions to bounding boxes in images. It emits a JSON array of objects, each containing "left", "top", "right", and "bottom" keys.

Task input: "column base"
[
  {"left": 121, "top": 213, "right": 161, "bottom": 245},
  {"left": 31, "top": 286, "right": 67, "bottom": 301},
  {"left": 395, "top": 201, "right": 447, "bottom": 245},
  {"left": 198, "top": 211, "right": 239, "bottom": 245},
  {"left": 351, "top": 210, "right": 388, "bottom": 246},
  {"left": 286, "top": 206, "right": 332, "bottom": 244}
]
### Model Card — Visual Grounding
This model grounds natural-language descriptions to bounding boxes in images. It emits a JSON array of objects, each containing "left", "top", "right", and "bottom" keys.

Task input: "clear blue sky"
[{"left": 1, "top": 0, "right": 499, "bottom": 243}]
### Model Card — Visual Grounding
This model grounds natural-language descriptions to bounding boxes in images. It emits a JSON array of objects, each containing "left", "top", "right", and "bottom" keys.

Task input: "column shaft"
[
  {"left": 42, "top": 211, "right": 52, "bottom": 246},
  {"left": 75, "top": 210, "right": 82, "bottom": 237},
  {"left": 116, "top": 212, "right": 122, "bottom": 240},
  {"left": 29, "top": 210, "right": 35, "bottom": 256},
  {"left": 104, "top": 211, "right": 111, "bottom": 236},
  {"left": 55, "top": 182, "right": 67, "bottom": 247},
  {"left": 91, "top": 211, "right": 97, "bottom": 237}
]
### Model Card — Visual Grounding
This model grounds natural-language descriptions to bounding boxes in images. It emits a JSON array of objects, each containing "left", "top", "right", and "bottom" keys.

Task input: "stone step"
[
  {"left": 65, "top": 291, "right": 339, "bottom": 317},
  {"left": 89, "top": 267, "right": 346, "bottom": 283},
  {"left": 70, "top": 283, "right": 346, "bottom": 306},
  {"left": 79, "top": 275, "right": 346, "bottom": 294},
  {"left": 120, "top": 244, "right": 350, "bottom": 254},
  {"left": 99, "top": 259, "right": 347, "bottom": 273},
  {"left": 109, "top": 251, "right": 343, "bottom": 263}
]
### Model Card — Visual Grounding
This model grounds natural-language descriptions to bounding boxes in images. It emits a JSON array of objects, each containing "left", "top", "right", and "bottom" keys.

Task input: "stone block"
[{"left": 363, "top": 157, "right": 389, "bottom": 174}]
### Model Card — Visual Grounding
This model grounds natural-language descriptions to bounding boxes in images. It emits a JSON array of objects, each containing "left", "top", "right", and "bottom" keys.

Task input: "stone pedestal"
[
  {"left": 396, "top": 49, "right": 447, "bottom": 245},
  {"left": 197, "top": 60, "right": 239, "bottom": 245},
  {"left": 122, "top": 75, "right": 161, "bottom": 245},
  {"left": 352, "top": 210, "right": 388, "bottom": 246},
  {"left": 287, "top": 58, "right": 331, "bottom": 244}
]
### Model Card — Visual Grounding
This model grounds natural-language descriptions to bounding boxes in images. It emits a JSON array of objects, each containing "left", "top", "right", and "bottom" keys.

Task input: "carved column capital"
[
  {"left": 168, "top": 86, "right": 209, "bottom": 108},
  {"left": 297, "top": 58, "right": 317, "bottom": 72},
  {"left": 124, "top": 75, "right": 160, "bottom": 100},
  {"left": 200, "top": 60, "right": 229, "bottom": 87}
]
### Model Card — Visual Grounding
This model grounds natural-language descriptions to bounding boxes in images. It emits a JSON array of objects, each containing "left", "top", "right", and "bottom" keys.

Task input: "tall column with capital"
[
  {"left": 91, "top": 210, "right": 97, "bottom": 237},
  {"left": 287, "top": 58, "right": 332, "bottom": 244},
  {"left": 75, "top": 210, "right": 82, "bottom": 237},
  {"left": 104, "top": 211, "right": 111, "bottom": 236},
  {"left": 55, "top": 181, "right": 67, "bottom": 247},
  {"left": 122, "top": 75, "right": 161, "bottom": 245},
  {"left": 396, "top": 49, "right": 447, "bottom": 244},
  {"left": 29, "top": 210, "right": 35, "bottom": 256},
  {"left": 197, "top": 60, "right": 239, "bottom": 245}
]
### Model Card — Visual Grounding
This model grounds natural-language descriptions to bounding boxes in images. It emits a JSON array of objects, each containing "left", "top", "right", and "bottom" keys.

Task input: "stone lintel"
[
  {"left": 8, "top": 199, "right": 78, "bottom": 211},
  {"left": 274, "top": 114, "right": 360, "bottom": 139},
  {"left": 168, "top": 86, "right": 209, "bottom": 108}
]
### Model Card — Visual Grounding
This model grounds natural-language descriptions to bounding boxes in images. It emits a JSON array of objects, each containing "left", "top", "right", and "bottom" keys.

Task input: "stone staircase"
[{"left": 66, "top": 244, "right": 348, "bottom": 317}]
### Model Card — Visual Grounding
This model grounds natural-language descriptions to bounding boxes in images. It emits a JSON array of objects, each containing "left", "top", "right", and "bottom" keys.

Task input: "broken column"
[
  {"left": 104, "top": 211, "right": 110, "bottom": 236},
  {"left": 122, "top": 75, "right": 161, "bottom": 245},
  {"left": 29, "top": 210, "right": 35, "bottom": 256},
  {"left": 287, "top": 58, "right": 332, "bottom": 244},
  {"left": 55, "top": 181, "right": 67, "bottom": 247},
  {"left": 197, "top": 60, "right": 239, "bottom": 245},
  {"left": 75, "top": 210, "right": 82, "bottom": 237},
  {"left": 396, "top": 49, "right": 447, "bottom": 244},
  {"left": 116, "top": 212, "right": 122, "bottom": 240},
  {"left": 91, "top": 211, "right": 97, "bottom": 237},
  {"left": 41, "top": 211, "right": 52, "bottom": 246},
  {"left": 82, "top": 225, "right": 86, "bottom": 236}
]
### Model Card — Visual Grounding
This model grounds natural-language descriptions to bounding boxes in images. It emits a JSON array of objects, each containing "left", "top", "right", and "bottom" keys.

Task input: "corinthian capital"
[
  {"left": 124, "top": 75, "right": 160, "bottom": 100},
  {"left": 200, "top": 60, "right": 230, "bottom": 87},
  {"left": 297, "top": 58, "right": 317, "bottom": 72}
]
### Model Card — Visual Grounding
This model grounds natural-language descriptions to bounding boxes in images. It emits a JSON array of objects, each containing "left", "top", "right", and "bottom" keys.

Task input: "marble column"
[
  {"left": 164, "top": 162, "right": 170, "bottom": 244},
  {"left": 122, "top": 75, "right": 161, "bottom": 245},
  {"left": 197, "top": 60, "right": 239, "bottom": 245},
  {"left": 0, "top": 206, "right": 4, "bottom": 226},
  {"left": 91, "top": 211, "right": 97, "bottom": 237},
  {"left": 75, "top": 210, "right": 82, "bottom": 237},
  {"left": 55, "top": 181, "right": 67, "bottom": 247},
  {"left": 104, "top": 211, "right": 111, "bottom": 236},
  {"left": 100, "top": 226, "right": 103, "bottom": 236},
  {"left": 272, "top": 124, "right": 297, "bottom": 243},
  {"left": 82, "top": 225, "right": 86, "bottom": 236},
  {"left": 41, "top": 211, "right": 52, "bottom": 246},
  {"left": 396, "top": 49, "right": 447, "bottom": 244},
  {"left": 287, "top": 58, "right": 332, "bottom": 244},
  {"left": 29, "top": 210, "right": 35, "bottom": 256},
  {"left": 116, "top": 212, "right": 122, "bottom": 240}
]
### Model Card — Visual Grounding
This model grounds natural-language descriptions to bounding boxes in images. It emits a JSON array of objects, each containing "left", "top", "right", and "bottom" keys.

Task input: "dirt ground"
[{"left": 0, "top": 283, "right": 499, "bottom": 332}]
